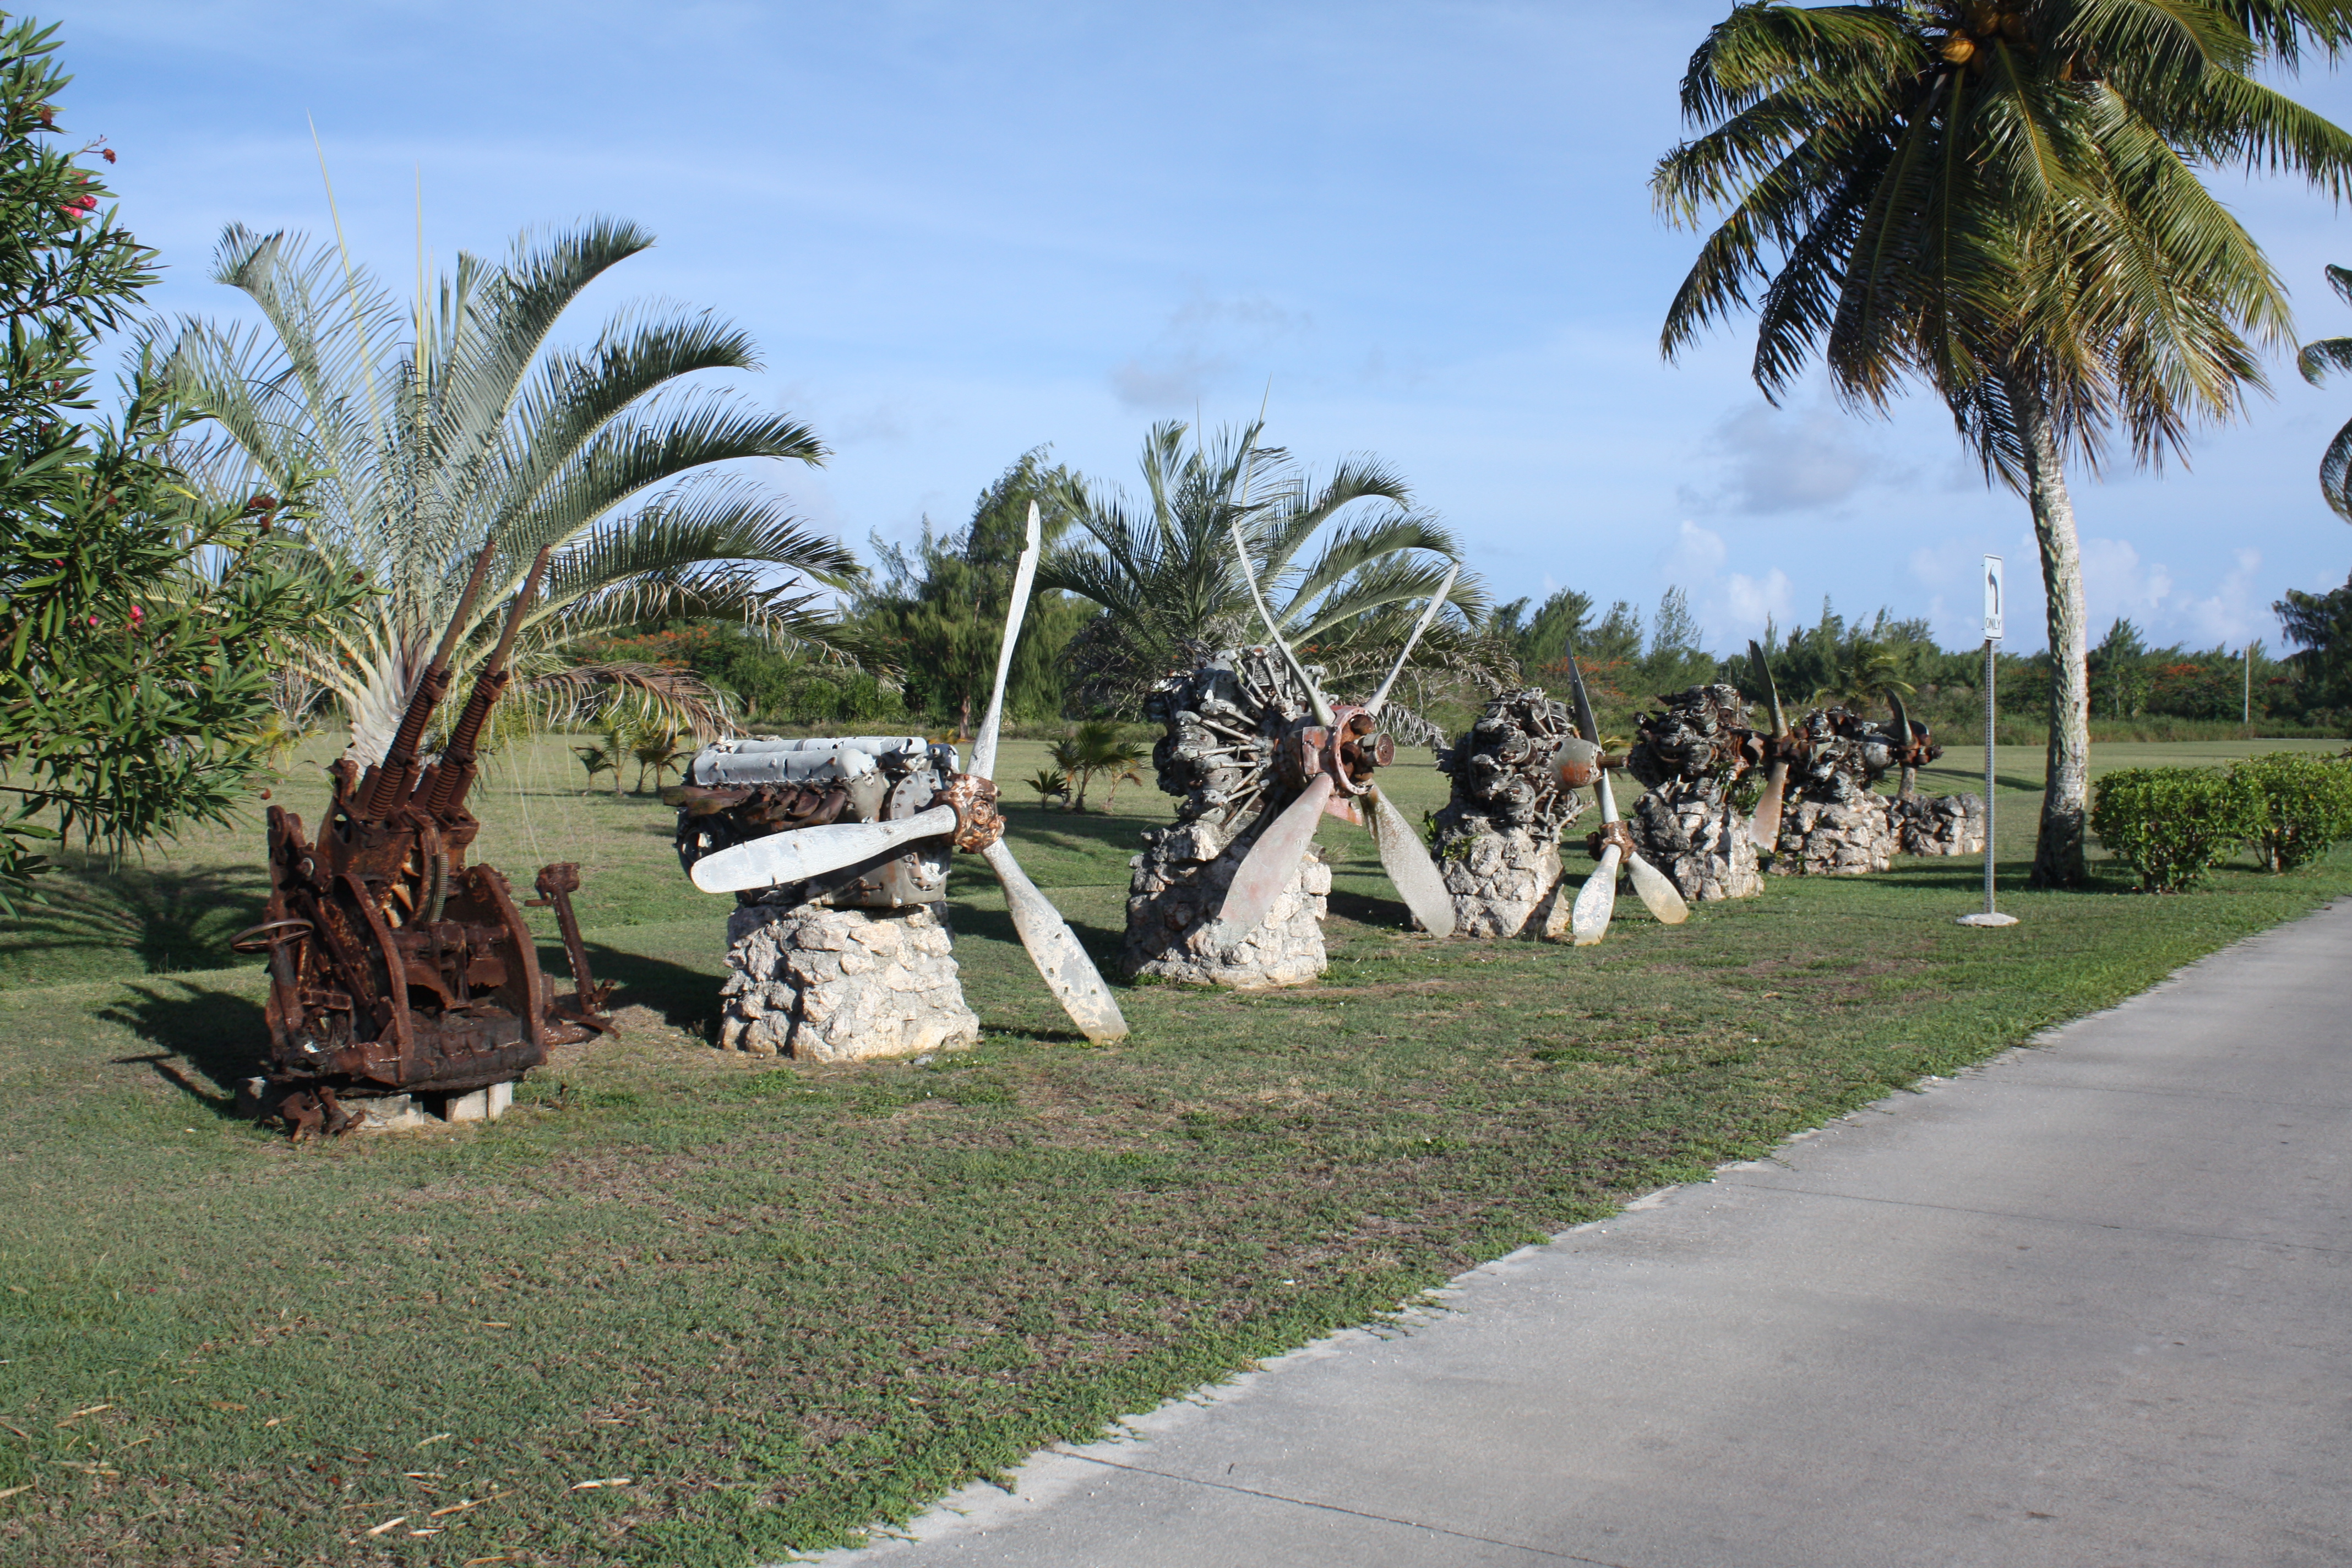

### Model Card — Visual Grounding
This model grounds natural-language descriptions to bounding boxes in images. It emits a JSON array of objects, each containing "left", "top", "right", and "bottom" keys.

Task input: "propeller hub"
[
  {"left": 1279, "top": 703, "right": 1390, "bottom": 797},
  {"left": 1586, "top": 819, "right": 1637, "bottom": 862},
  {"left": 928, "top": 774, "right": 1006, "bottom": 854}
]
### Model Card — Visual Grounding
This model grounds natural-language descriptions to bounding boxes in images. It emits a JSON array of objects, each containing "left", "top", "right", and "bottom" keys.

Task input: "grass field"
[{"left": 0, "top": 732, "right": 2344, "bottom": 1566}]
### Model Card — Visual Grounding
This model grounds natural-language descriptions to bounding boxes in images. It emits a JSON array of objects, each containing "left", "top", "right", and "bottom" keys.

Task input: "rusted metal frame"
[
  {"left": 340, "top": 872, "right": 415, "bottom": 1084},
  {"left": 466, "top": 865, "right": 548, "bottom": 1057},
  {"left": 528, "top": 863, "right": 614, "bottom": 1031}
]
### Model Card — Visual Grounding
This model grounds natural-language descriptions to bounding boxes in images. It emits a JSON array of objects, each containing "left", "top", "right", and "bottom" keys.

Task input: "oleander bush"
[
  {"left": 2231, "top": 751, "right": 2352, "bottom": 872},
  {"left": 2088, "top": 766, "right": 2260, "bottom": 892}
]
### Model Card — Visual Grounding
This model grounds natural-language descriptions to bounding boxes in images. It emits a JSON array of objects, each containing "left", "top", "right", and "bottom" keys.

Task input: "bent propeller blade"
[
  {"left": 981, "top": 839, "right": 1129, "bottom": 1042},
  {"left": 1746, "top": 639, "right": 1789, "bottom": 851},
  {"left": 1750, "top": 763, "right": 1789, "bottom": 852},
  {"left": 1227, "top": 510, "right": 1335, "bottom": 729},
  {"left": 1212, "top": 773, "right": 1335, "bottom": 938},
  {"left": 1366, "top": 561, "right": 1460, "bottom": 718},
  {"left": 1365, "top": 783, "right": 1456, "bottom": 937},
  {"left": 970, "top": 500, "right": 1043, "bottom": 783},
  {"left": 688, "top": 807, "right": 958, "bottom": 894}
]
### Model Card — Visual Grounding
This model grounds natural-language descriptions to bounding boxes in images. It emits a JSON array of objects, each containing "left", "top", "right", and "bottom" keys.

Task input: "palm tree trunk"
[{"left": 2007, "top": 378, "right": 2091, "bottom": 888}]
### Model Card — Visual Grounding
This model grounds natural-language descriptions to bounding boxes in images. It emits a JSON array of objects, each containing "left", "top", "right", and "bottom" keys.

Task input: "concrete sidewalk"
[{"left": 811, "top": 900, "right": 2352, "bottom": 1568}]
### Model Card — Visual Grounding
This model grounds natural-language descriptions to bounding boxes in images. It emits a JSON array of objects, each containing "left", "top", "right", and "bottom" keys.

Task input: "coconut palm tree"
[
  {"left": 1038, "top": 420, "right": 1489, "bottom": 715},
  {"left": 2295, "top": 264, "right": 2352, "bottom": 518},
  {"left": 1653, "top": 2, "right": 2352, "bottom": 886},
  {"left": 155, "top": 219, "right": 859, "bottom": 763}
]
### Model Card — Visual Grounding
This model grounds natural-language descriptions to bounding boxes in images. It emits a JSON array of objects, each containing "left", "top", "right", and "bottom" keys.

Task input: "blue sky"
[{"left": 57, "top": 0, "right": 2352, "bottom": 656}]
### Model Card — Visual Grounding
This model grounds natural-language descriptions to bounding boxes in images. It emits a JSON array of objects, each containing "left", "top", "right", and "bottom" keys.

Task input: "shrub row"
[{"left": 2089, "top": 752, "right": 2352, "bottom": 892}]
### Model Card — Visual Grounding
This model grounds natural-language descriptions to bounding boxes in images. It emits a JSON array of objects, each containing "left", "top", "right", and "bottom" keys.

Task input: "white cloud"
[
  {"left": 2180, "top": 548, "right": 2267, "bottom": 648},
  {"left": 1692, "top": 400, "right": 1885, "bottom": 514},
  {"left": 1110, "top": 286, "right": 1309, "bottom": 411},
  {"left": 1656, "top": 520, "right": 1796, "bottom": 647},
  {"left": 2078, "top": 536, "right": 2175, "bottom": 633}
]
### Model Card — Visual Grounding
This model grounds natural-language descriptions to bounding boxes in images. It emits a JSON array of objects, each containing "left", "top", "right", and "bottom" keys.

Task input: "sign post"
[{"left": 1958, "top": 555, "right": 2018, "bottom": 927}]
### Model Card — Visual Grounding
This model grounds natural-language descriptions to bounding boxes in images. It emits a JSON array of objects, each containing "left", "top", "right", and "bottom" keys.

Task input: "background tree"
[
  {"left": 0, "top": 12, "right": 364, "bottom": 911},
  {"left": 156, "top": 219, "right": 858, "bottom": 762},
  {"left": 1039, "top": 420, "right": 1487, "bottom": 716},
  {"left": 1654, "top": 1, "right": 2352, "bottom": 886},
  {"left": 2277, "top": 572, "right": 2352, "bottom": 713},
  {"left": 857, "top": 449, "right": 1092, "bottom": 736},
  {"left": 1480, "top": 586, "right": 1595, "bottom": 679},
  {"left": 2295, "top": 263, "right": 2352, "bottom": 519}
]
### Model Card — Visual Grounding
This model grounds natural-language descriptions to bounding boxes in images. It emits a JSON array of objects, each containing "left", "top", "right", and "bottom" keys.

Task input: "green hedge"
[
  {"left": 2231, "top": 752, "right": 2352, "bottom": 873},
  {"left": 2088, "top": 766, "right": 2259, "bottom": 893}
]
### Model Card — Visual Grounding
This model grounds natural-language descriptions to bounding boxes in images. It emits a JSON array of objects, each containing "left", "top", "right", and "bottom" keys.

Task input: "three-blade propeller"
[
  {"left": 1560, "top": 647, "right": 1689, "bottom": 945},
  {"left": 1208, "top": 523, "right": 1461, "bottom": 945},
  {"left": 687, "top": 503, "right": 1129, "bottom": 1043}
]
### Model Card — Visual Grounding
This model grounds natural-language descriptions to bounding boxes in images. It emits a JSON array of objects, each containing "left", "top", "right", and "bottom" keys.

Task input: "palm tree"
[
  {"left": 1811, "top": 637, "right": 1916, "bottom": 711},
  {"left": 1653, "top": 2, "right": 2352, "bottom": 886},
  {"left": 1038, "top": 420, "right": 1488, "bottom": 715},
  {"left": 156, "top": 219, "right": 861, "bottom": 764},
  {"left": 2295, "top": 264, "right": 2352, "bottom": 518}
]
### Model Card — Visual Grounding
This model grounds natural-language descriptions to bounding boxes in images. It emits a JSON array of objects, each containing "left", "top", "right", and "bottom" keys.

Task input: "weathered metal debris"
[
  {"left": 1125, "top": 542, "right": 1461, "bottom": 985},
  {"left": 1429, "top": 688, "right": 1587, "bottom": 937},
  {"left": 236, "top": 541, "right": 612, "bottom": 1137},
  {"left": 1623, "top": 683, "right": 1765, "bottom": 903},
  {"left": 1559, "top": 649, "right": 1691, "bottom": 943},
  {"left": 674, "top": 503, "right": 1128, "bottom": 1046},
  {"left": 1126, "top": 647, "right": 1334, "bottom": 987},
  {"left": 672, "top": 736, "right": 986, "bottom": 1060}
]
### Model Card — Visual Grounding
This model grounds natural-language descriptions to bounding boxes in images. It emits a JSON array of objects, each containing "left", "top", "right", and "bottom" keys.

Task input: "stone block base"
[
  {"left": 1432, "top": 821, "right": 1566, "bottom": 938},
  {"left": 1124, "top": 816, "right": 1330, "bottom": 988},
  {"left": 1772, "top": 794, "right": 1898, "bottom": 876},
  {"left": 721, "top": 902, "right": 979, "bottom": 1062},
  {"left": 1893, "top": 791, "right": 1988, "bottom": 857},
  {"left": 1629, "top": 790, "right": 1761, "bottom": 902}
]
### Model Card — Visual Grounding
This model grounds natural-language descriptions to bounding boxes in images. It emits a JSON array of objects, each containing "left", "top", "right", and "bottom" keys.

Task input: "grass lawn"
[{"left": 0, "top": 732, "right": 2345, "bottom": 1566}]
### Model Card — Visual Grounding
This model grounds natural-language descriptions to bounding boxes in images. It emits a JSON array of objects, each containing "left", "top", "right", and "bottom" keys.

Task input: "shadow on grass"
[
  {"left": 1326, "top": 886, "right": 1414, "bottom": 931},
  {"left": 98, "top": 978, "right": 268, "bottom": 1109},
  {"left": 0, "top": 864, "right": 271, "bottom": 976},
  {"left": 580, "top": 939, "right": 727, "bottom": 1037},
  {"left": 999, "top": 803, "right": 1155, "bottom": 857},
  {"left": 948, "top": 896, "right": 1126, "bottom": 973}
]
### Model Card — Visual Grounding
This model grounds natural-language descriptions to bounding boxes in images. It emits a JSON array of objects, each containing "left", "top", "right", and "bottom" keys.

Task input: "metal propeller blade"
[
  {"left": 689, "top": 806, "right": 960, "bottom": 894},
  {"left": 970, "top": 500, "right": 1042, "bottom": 784},
  {"left": 1624, "top": 825, "right": 1690, "bottom": 925},
  {"left": 980, "top": 839, "right": 1128, "bottom": 1042},
  {"left": 1746, "top": 639, "right": 1789, "bottom": 852},
  {"left": 965, "top": 498, "right": 1131, "bottom": 1039},
  {"left": 1213, "top": 773, "right": 1335, "bottom": 939},
  {"left": 1364, "top": 782, "right": 1456, "bottom": 937},
  {"left": 1562, "top": 645, "right": 1686, "bottom": 933},
  {"left": 1227, "top": 510, "right": 1335, "bottom": 728},
  {"left": 1366, "top": 561, "right": 1460, "bottom": 718},
  {"left": 1570, "top": 842, "right": 1620, "bottom": 945}
]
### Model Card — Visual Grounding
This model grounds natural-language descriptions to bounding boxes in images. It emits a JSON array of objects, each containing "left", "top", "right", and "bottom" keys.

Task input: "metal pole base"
[{"left": 1956, "top": 911, "right": 2019, "bottom": 928}]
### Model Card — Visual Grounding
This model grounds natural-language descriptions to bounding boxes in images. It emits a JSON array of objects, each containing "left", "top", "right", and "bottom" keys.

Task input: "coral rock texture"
[
  {"left": 1430, "top": 689, "right": 1586, "bottom": 937},
  {"left": 1892, "top": 790, "right": 1989, "bottom": 857},
  {"left": 719, "top": 902, "right": 979, "bottom": 1061},
  {"left": 1624, "top": 684, "right": 1763, "bottom": 902},
  {"left": 1773, "top": 794, "right": 1899, "bottom": 876}
]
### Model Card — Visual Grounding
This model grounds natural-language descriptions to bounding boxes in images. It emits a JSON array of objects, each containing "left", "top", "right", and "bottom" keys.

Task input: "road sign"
[{"left": 1983, "top": 555, "right": 2005, "bottom": 642}]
